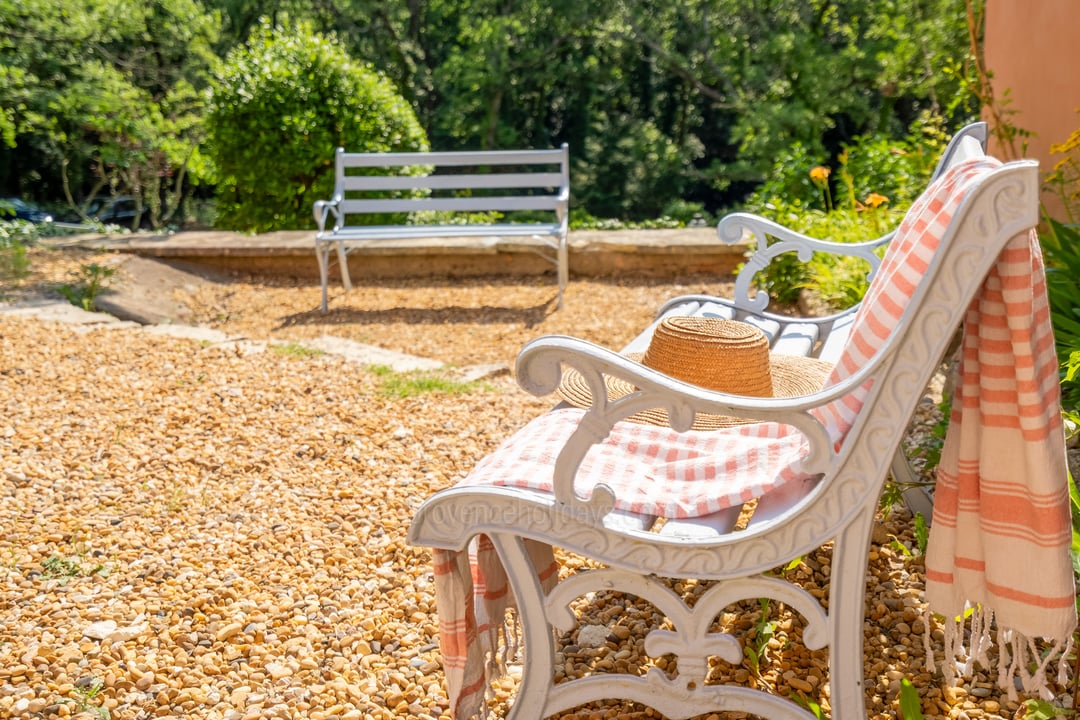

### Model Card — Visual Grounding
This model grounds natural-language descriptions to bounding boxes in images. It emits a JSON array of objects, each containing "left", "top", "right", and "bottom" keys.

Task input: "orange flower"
[
  {"left": 864, "top": 192, "right": 889, "bottom": 209},
  {"left": 809, "top": 166, "right": 831, "bottom": 184}
]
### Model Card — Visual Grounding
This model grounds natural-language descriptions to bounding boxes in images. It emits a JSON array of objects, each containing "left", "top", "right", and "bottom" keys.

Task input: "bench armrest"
[
  {"left": 313, "top": 196, "right": 343, "bottom": 234},
  {"left": 718, "top": 212, "right": 892, "bottom": 314},
  {"left": 515, "top": 335, "right": 883, "bottom": 516}
]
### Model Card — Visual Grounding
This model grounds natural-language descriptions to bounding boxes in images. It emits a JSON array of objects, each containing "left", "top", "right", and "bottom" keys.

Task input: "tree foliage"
[
  {"left": 206, "top": 20, "right": 428, "bottom": 232},
  {"left": 1, "top": 0, "right": 978, "bottom": 226},
  {"left": 0, "top": 0, "right": 218, "bottom": 228}
]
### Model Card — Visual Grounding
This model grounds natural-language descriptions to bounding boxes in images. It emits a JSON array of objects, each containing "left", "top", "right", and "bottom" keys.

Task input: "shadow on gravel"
[{"left": 276, "top": 297, "right": 557, "bottom": 330}]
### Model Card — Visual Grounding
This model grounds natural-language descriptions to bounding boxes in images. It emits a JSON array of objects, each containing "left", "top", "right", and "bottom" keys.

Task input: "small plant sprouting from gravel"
[
  {"left": 368, "top": 364, "right": 482, "bottom": 398},
  {"left": 270, "top": 341, "right": 325, "bottom": 359},
  {"left": 57, "top": 263, "right": 116, "bottom": 312},
  {"left": 792, "top": 693, "right": 826, "bottom": 719},
  {"left": 65, "top": 676, "right": 111, "bottom": 719},
  {"left": 743, "top": 597, "right": 778, "bottom": 684},
  {"left": 39, "top": 537, "right": 109, "bottom": 584},
  {"left": 898, "top": 678, "right": 926, "bottom": 719},
  {"left": 40, "top": 554, "right": 108, "bottom": 583},
  {"left": 41, "top": 555, "right": 83, "bottom": 581}
]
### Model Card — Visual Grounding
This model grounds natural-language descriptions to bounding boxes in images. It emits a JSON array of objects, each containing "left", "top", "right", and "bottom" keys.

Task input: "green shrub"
[
  {"left": 747, "top": 114, "right": 949, "bottom": 217},
  {"left": 835, "top": 115, "right": 950, "bottom": 210},
  {"left": 206, "top": 19, "right": 429, "bottom": 233},
  {"left": 738, "top": 200, "right": 903, "bottom": 311},
  {"left": 739, "top": 116, "right": 948, "bottom": 311},
  {"left": 1039, "top": 218, "right": 1080, "bottom": 409},
  {"left": 0, "top": 221, "right": 35, "bottom": 281},
  {"left": 0, "top": 238, "right": 29, "bottom": 281},
  {"left": 661, "top": 199, "right": 713, "bottom": 226},
  {"left": 745, "top": 142, "right": 825, "bottom": 212}
]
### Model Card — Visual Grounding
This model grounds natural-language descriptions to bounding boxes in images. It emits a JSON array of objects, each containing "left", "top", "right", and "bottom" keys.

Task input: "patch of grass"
[
  {"left": 270, "top": 342, "right": 325, "bottom": 359},
  {"left": 370, "top": 366, "right": 481, "bottom": 398},
  {"left": 41, "top": 555, "right": 83, "bottom": 581}
]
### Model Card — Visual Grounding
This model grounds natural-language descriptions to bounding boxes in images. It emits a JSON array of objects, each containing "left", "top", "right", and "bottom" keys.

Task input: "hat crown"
[{"left": 642, "top": 317, "right": 773, "bottom": 398}]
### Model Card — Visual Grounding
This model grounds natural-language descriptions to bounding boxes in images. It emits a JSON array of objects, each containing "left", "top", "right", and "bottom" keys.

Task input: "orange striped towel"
[{"left": 924, "top": 225, "right": 1077, "bottom": 698}]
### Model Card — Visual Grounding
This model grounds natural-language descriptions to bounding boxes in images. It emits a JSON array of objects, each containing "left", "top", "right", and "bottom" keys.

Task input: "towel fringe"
[
  {"left": 476, "top": 607, "right": 526, "bottom": 719},
  {"left": 925, "top": 605, "right": 1073, "bottom": 703}
]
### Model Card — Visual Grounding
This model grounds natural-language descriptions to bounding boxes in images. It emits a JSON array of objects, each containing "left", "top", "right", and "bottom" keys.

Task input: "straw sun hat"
[{"left": 557, "top": 316, "right": 833, "bottom": 430}]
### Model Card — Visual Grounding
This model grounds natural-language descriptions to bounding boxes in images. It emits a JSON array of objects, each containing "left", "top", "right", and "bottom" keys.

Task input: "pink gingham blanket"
[{"left": 431, "top": 158, "right": 1077, "bottom": 718}]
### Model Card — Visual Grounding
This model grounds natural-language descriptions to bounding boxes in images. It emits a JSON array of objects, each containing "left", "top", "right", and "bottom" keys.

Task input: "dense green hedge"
[{"left": 207, "top": 21, "right": 429, "bottom": 233}]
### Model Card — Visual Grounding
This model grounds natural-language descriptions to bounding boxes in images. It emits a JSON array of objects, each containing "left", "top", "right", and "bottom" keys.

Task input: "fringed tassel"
[
  {"left": 996, "top": 625, "right": 1016, "bottom": 702},
  {"left": 1057, "top": 634, "right": 1074, "bottom": 688},
  {"left": 926, "top": 605, "right": 1074, "bottom": 703},
  {"left": 478, "top": 608, "right": 525, "bottom": 719},
  {"left": 923, "top": 612, "right": 937, "bottom": 672},
  {"left": 969, "top": 605, "right": 993, "bottom": 669}
]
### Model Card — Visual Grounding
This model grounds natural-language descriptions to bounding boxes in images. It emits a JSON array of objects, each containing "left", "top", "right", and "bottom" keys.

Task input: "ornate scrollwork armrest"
[{"left": 718, "top": 212, "right": 893, "bottom": 314}]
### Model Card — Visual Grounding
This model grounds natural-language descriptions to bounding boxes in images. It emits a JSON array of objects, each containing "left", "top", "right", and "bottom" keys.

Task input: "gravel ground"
[{"left": 1, "top": 248, "right": 1074, "bottom": 720}]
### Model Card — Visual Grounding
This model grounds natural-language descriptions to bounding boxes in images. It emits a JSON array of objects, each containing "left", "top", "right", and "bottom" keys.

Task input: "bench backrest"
[{"left": 331, "top": 145, "right": 570, "bottom": 220}]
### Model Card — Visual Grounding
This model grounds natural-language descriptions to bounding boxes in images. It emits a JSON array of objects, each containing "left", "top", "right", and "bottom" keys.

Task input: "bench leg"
[
  {"left": 316, "top": 241, "right": 330, "bottom": 314},
  {"left": 336, "top": 239, "right": 353, "bottom": 292},
  {"left": 892, "top": 448, "right": 935, "bottom": 519},
  {"left": 556, "top": 232, "right": 568, "bottom": 310},
  {"left": 827, "top": 502, "right": 876, "bottom": 718},
  {"left": 489, "top": 533, "right": 558, "bottom": 720}
]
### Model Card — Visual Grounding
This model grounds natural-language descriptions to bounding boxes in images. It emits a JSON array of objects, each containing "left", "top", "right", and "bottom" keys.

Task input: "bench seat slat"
[
  {"left": 771, "top": 322, "right": 820, "bottom": 357},
  {"left": 320, "top": 223, "right": 562, "bottom": 241},
  {"left": 342, "top": 172, "right": 566, "bottom": 192},
  {"left": 339, "top": 196, "right": 563, "bottom": 214},
  {"left": 817, "top": 312, "right": 857, "bottom": 364},
  {"left": 603, "top": 509, "right": 657, "bottom": 533},
  {"left": 658, "top": 506, "right": 743, "bottom": 539},
  {"left": 695, "top": 301, "right": 737, "bottom": 321},
  {"left": 740, "top": 315, "right": 781, "bottom": 342}
]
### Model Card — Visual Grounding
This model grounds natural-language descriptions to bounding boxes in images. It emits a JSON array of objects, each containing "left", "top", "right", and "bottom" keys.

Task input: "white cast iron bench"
[
  {"left": 312, "top": 145, "right": 570, "bottom": 313},
  {"left": 409, "top": 124, "right": 1039, "bottom": 719}
]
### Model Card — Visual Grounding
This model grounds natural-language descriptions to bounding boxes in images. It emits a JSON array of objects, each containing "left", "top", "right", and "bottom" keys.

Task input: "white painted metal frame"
[
  {"left": 313, "top": 145, "right": 570, "bottom": 313},
  {"left": 409, "top": 133, "right": 1039, "bottom": 719}
]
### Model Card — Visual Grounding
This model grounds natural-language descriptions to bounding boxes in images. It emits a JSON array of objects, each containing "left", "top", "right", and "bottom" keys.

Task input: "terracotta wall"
[{"left": 984, "top": 1, "right": 1080, "bottom": 218}]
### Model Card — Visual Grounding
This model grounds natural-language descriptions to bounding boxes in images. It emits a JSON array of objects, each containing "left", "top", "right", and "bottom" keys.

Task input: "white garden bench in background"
[
  {"left": 407, "top": 123, "right": 1047, "bottom": 720},
  {"left": 313, "top": 145, "right": 570, "bottom": 313}
]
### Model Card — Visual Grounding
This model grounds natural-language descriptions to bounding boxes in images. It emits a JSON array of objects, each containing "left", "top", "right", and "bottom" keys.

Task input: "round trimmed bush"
[{"left": 207, "top": 20, "right": 429, "bottom": 232}]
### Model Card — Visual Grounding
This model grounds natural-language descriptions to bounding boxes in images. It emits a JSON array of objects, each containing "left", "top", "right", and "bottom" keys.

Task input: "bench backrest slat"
[
  {"left": 337, "top": 147, "right": 566, "bottom": 169},
  {"left": 339, "top": 196, "right": 563, "bottom": 214},
  {"left": 340, "top": 172, "right": 565, "bottom": 193}
]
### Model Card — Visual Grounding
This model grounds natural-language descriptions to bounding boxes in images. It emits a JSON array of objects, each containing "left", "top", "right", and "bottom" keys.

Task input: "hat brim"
[{"left": 556, "top": 352, "right": 833, "bottom": 430}]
